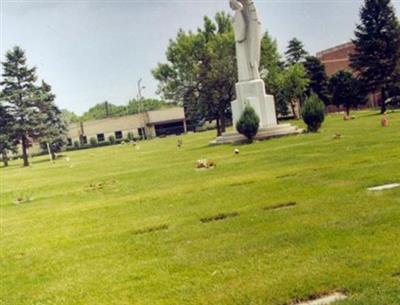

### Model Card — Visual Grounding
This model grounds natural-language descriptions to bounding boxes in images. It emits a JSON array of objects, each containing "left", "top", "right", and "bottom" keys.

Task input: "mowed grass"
[{"left": 1, "top": 110, "right": 399, "bottom": 305}]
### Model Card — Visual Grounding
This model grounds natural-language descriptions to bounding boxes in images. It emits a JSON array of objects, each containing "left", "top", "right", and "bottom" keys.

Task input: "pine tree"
[
  {"left": 1, "top": 46, "right": 45, "bottom": 167},
  {"left": 37, "top": 81, "right": 67, "bottom": 160},
  {"left": 285, "top": 38, "right": 308, "bottom": 65},
  {"left": 350, "top": 0, "right": 400, "bottom": 113},
  {"left": 304, "top": 56, "right": 329, "bottom": 104},
  {"left": 0, "top": 103, "right": 17, "bottom": 167}
]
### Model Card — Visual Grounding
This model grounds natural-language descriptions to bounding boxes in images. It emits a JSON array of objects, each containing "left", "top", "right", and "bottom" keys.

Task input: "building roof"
[
  {"left": 147, "top": 107, "right": 185, "bottom": 124},
  {"left": 316, "top": 42, "right": 354, "bottom": 58}
]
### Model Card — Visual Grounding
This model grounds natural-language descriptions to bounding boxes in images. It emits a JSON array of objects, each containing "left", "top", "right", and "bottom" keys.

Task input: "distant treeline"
[{"left": 62, "top": 99, "right": 178, "bottom": 123}]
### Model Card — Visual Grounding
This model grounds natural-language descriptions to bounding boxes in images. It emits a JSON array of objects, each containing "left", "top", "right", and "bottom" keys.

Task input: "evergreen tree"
[
  {"left": 1, "top": 46, "right": 45, "bottom": 167},
  {"left": 350, "top": 0, "right": 400, "bottom": 113},
  {"left": 304, "top": 56, "right": 329, "bottom": 104},
  {"left": 328, "top": 70, "right": 367, "bottom": 116},
  {"left": 285, "top": 38, "right": 308, "bottom": 65},
  {"left": 37, "top": 81, "right": 67, "bottom": 160},
  {"left": 0, "top": 103, "right": 17, "bottom": 167}
]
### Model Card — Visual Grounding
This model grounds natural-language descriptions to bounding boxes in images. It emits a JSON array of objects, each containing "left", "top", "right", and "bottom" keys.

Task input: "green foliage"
[
  {"left": 89, "top": 137, "right": 98, "bottom": 146},
  {"left": 37, "top": 81, "right": 67, "bottom": 158},
  {"left": 61, "top": 109, "right": 80, "bottom": 123},
  {"left": 73, "top": 140, "right": 80, "bottom": 149},
  {"left": 1, "top": 46, "right": 45, "bottom": 166},
  {"left": 153, "top": 12, "right": 236, "bottom": 136},
  {"left": 328, "top": 70, "right": 367, "bottom": 115},
  {"left": 350, "top": 0, "right": 400, "bottom": 113},
  {"left": 275, "top": 64, "right": 310, "bottom": 118},
  {"left": 127, "top": 132, "right": 134, "bottom": 141},
  {"left": 76, "top": 99, "right": 175, "bottom": 122},
  {"left": 304, "top": 56, "right": 329, "bottom": 104},
  {"left": 301, "top": 94, "right": 325, "bottom": 132},
  {"left": 108, "top": 135, "right": 116, "bottom": 144},
  {"left": 0, "top": 103, "right": 17, "bottom": 167},
  {"left": 236, "top": 105, "right": 260, "bottom": 141},
  {"left": 285, "top": 38, "right": 308, "bottom": 65}
]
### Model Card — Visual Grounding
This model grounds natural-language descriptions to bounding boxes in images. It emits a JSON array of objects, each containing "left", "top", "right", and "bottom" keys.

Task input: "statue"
[
  {"left": 210, "top": 0, "right": 303, "bottom": 143},
  {"left": 230, "top": 0, "right": 262, "bottom": 81}
]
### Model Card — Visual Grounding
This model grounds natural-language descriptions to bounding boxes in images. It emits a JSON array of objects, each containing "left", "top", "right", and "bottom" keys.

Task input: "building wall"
[
  {"left": 316, "top": 42, "right": 355, "bottom": 77},
  {"left": 316, "top": 42, "right": 380, "bottom": 107},
  {"left": 67, "top": 107, "right": 186, "bottom": 145}
]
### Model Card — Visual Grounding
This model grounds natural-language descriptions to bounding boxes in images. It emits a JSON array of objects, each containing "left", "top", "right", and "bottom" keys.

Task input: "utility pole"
[{"left": 137, "top": 78, "right": 146, "bottom": 139}]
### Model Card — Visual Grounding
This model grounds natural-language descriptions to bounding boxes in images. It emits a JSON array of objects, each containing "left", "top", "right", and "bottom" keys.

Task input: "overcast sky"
[{"left": 2, "top": 0, "right": 399, "bottom": 114}]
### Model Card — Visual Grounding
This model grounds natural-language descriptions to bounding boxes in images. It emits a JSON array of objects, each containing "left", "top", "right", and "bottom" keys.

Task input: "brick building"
[
  {"left": 316, "top": 42, "right": 355, "bottom": 76},
  {"left": 317, "top": 42, "right": 380, "bottom": 107}
]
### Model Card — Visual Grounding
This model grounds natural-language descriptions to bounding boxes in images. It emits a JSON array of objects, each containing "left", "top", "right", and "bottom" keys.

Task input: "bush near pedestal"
[
  {"left": 236, "top": 105, "right": 260, "bottom": 142},
  {"left": 301, "top": 94, "right": 325, "bottom": 132}
]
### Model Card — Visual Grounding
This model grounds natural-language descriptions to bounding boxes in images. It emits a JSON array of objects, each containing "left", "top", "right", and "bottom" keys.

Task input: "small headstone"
[
  {"left": 294, "top": 293, "right": 347, "bottom": 305},
  {"left": 381, "top": 116, "right": 389, "bottom": 127},
  {"left": 368, "top": 183, "right": 400, "bottom": 191}
]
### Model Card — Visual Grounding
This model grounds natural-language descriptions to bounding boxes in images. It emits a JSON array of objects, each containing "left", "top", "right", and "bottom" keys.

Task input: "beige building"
[{"left": 66, "top": 107, "right": 187, "bottom": 146}]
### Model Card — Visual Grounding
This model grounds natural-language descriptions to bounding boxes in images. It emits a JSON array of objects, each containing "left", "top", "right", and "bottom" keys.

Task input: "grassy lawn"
[{"left": 1, "top": 110, "right": 399, "bottom": 305}]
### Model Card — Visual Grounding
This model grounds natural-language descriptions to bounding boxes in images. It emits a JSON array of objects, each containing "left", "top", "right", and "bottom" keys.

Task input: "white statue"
[
  {"left": 211, "top": 0, "right": 303, "bottom": 143},
  {"left": 230, "top": 0, "right": 262, "bottom": 81}
]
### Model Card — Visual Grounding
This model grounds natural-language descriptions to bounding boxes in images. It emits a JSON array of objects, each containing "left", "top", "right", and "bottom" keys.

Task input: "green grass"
[{"left": 1, "top": 110, "right": 399, "bottom": 305}]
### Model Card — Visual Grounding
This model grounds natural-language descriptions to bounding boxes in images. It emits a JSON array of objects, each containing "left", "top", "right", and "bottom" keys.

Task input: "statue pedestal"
[
  {"left": 210, "top": 79, "right": 303, "bottom": 145},
  {"left": 231, "top": 79, "right": 277, "bottom": 128}
]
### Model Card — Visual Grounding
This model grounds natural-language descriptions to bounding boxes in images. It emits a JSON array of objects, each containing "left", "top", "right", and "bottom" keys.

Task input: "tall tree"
[
  {"left": 153, "top": 12, "right": 236, "bottom": 136},
  {"left": 350, "top": 0, "right": 400, "bottom": 113},
  {"left": 304, "top": 56, "right": 329, "bottom": 104},
  {"left": 1, "top": 46, "right": 45, "bottom": 167},
  {"left": 277, "top": 63, "right": 309, "bottom": 119},
  {"left": 0, "top": 103, "right": 17, "bottom": 167},
  {"left": 285, "top": 38, "right": 308, "bottom": 65},
  {"left": 37, "top": 81, "right": 67, "bottom": 160},
  {"left": 328, "top": 70, "right": 367, "bottom": 116}
]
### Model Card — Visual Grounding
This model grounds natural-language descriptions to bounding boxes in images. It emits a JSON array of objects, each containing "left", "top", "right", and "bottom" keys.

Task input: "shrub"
[
  {"left": 301, "top": 94, "right": 325, "bottom": 132},
  {"left": 108, "top": 135, "right": 116, "bottom": 144},
  {"left": 89, "top": 137, "right": 98, "bottom": 146},
  {"left": 127, "top": 132, "right": 134, "bottom": 141},
  {"left": 73, "top": 140, "right": 80, "bottom": 149},
  {"left": 236, "top": 105, "right": 260, "bottom": 142}
]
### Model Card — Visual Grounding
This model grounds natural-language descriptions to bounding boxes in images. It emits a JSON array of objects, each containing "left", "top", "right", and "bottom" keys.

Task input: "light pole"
[{"left": 137, "top": 78, "right": 146, "bottom": 139}]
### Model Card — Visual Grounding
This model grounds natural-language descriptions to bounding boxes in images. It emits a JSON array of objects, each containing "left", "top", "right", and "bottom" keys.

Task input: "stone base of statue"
[{"left": 210, "top": 79, "right": 303, "bottom": 145}]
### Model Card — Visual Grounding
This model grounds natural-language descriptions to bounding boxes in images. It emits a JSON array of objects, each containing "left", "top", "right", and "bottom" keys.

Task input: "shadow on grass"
[
  {"left": 263, "top": 202, "right": 297, "bottom": 211},
  {"left": 200, "top": 212, "right": 239, "bottom": 223},
  {"left": 132, "top": 224, "right": 169, "bottom": 236}
]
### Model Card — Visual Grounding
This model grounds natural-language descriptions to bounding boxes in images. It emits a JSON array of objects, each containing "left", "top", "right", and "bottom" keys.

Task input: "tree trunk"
[
  {"left": 51, "top": 150, "right": 56, "bottom": 161},
  {"left": 291, "top": 101, "right": 298, "bottom": 119},
  {"left": 216, "top": 116, "right": 222, "bottom": 137},
  {"left": 219, "top": 108, "right": 226, "bottom": 133},
  {"left": 346, "top": 104, "right": 350, "bottom": 116},
  {"left": 21, "top": 135, "right": 29, "bottom": 167},
  {"left": 2, "top": 150, "right": 8, "bottom": 167},
  {"left": 380, "top": 88, "right": 386, "bottom": 114}
]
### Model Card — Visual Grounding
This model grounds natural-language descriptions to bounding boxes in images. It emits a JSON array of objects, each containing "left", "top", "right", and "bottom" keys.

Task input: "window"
[
  {"left": 97, "top": 133, "right": 105, "bottom": 142},
  {"left": 138, "top": 128, "right": 146, "bottom": 139},
  {"left": 115, "top": 131, "right": 123, "bottom": 139},
  {"left": 67, "top": 138, "right": 72, "bottom": 146}
]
